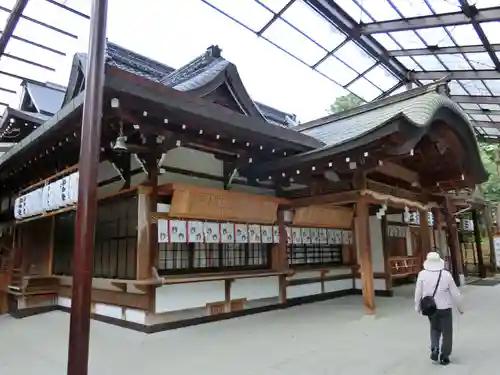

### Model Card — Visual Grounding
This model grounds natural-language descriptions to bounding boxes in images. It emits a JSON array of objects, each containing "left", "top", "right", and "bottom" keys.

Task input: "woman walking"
[{"left": 414, "top": 252, "right": 463, "bottom": 365}]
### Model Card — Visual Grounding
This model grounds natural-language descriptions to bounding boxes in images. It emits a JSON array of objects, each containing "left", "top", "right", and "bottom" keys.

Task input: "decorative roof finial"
[{"left": 207, "top": 45, "right": 222, "bottom": 58}]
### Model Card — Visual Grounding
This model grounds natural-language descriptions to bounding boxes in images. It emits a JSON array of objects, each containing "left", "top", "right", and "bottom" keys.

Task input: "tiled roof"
[
  {"left": 302, "top": 90, "right": 475, "bottom": 148},
  {"left": 243, "top": 80, "right": 487, "bottom": 183},
  {"left": 24, "top": 81, "right": 65, "bottom": 116},
  {"left": 105, "top": 42, "right": 297, "bottom": 127},
  {"left": 106, "top": 43, "right": 175, "bottom": 81}
]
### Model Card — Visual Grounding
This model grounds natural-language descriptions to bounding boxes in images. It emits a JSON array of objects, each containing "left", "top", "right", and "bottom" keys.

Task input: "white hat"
[{"left": 423, "top": 252, "right": 445, "bottom": 271}]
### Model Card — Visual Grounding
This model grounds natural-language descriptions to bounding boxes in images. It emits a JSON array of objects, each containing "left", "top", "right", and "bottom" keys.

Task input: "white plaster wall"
[
  {"left": 286, "top": 267, "right": 353, "bottom": 300},
  {"left": 369, "top": 216, "right": 385, "bottom": 273},
  {"left": 288, "top": 271, "right": 322, "bottom": 281},
  {"left": 57, "top": 296, "right": 146, "bottom": 324},
  {"left": 355, "top": 216, "right": 385, "bottom": 273},
  {"left": 354, "top": 278, "right": 387, "bottom": 291},
  {"left": 58, "top": 296, "right": 71, "bottom": 308},
  {"left": 159, "top": 147, "right": 223, "bottom": 177},
  {"left": 406, "top": 228, "right": 413, "bottom": 256},
  {"left": 352, "top": 216, "right": 386, "bottom": 291},
  {"left": 287, "top": 283, "right": 322, "bottom": 299},
  {"left": 324, "top": 267, "right": 353, "bottom": 277},
  {"left": 435, "top": 229, "right": 449, "bottom": 256},
  {"left": 155, "top": 281, "right": 225, "bottom": 313},
  {"left": 231, "top": 276, "right": 279, "bottom": 300},
  {"left": 124, "top": 308, "right": 147, "bottom": 324},
  {"left": 324, "top": 279, "right": 353, "bottom": 293},
  {"left": 96, "top": 146, "right": 280, "bottom": 198},
  {"left": 386, "top": 213, "right": 403, "bottom": 223},
  {"left": 94, "top": 302, "right": 122, "bottom": 319}
]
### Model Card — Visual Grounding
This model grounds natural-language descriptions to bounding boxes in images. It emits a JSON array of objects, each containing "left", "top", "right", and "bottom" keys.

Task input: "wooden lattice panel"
[
  {"left": 389, "top": 256, "right": 420, "bottom": 278},
  {"left": 207, "top": 302, "right": 226, "bottom": 315},
  {"left": 230, "top": 299, "right": 246, "bottom": 312}
]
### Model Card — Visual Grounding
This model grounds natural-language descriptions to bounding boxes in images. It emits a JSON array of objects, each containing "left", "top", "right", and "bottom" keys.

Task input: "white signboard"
[{"left": 494, "top": 235, "right": 500, "bottom": 268}]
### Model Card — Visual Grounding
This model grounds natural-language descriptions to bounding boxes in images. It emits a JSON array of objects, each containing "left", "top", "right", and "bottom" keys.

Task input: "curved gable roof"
[
  {"left": 160, "top": 45, "right": 268, "bottom": 121},
  {"left": 247, "top": 82, "right": 488, "bottom": 184},
  {"left": 63, "top": 42, "right": 298, "bottom": 128}
]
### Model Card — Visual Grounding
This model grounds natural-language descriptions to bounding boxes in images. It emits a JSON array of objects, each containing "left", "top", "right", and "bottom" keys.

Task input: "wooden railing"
[
  {"left": 7, "top": 275, "right": 59, "bottom": 296},
  {"left": 389, "top": 256, "right": 420, "bottom": 279}
]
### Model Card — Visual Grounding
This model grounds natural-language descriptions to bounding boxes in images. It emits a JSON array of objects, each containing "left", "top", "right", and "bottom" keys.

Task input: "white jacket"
[{"left": 414, "top": 269, "right": 462, "bottom": 312}]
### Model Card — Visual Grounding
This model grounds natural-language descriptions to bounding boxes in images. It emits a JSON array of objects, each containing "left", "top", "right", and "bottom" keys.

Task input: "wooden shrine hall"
[{"left": 0, "top": 42, "right": 489, "bottom": 329}]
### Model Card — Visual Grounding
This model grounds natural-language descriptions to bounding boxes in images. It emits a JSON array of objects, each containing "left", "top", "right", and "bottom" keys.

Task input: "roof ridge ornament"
[
  {"left": 207, "top": 45, "right": 222, "bottom": 58},
  {"left": 425, "top": 75, "right": 451, "bottom": 97}
]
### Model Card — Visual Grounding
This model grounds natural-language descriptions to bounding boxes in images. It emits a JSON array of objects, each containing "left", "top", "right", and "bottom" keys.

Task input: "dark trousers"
[{"left": 428, "top": 308, "right": 453, "bottom": 358}]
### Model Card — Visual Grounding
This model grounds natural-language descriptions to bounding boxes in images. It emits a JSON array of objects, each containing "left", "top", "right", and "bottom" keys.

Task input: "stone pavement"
[{"left": 0, "top": 283, "right": 498, "bottom": 375}]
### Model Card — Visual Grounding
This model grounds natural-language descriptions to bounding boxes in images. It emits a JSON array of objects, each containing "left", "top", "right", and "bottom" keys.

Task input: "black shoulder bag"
[{"left": 420, "top": 270, "right": 442, "bottom": 316}]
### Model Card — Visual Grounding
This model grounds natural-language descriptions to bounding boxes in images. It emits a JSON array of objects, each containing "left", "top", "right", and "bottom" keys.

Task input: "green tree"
[
  {"left": 328, "top": 93, "right": 364, "bottom": 114},
  {"left": 478, "top": 143, "right": 500, "bottom": 202}
]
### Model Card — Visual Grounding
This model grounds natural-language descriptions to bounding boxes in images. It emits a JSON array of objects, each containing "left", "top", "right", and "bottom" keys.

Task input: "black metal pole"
[{"left": 66, "top": 0, "right": 108, "bottom": 374}]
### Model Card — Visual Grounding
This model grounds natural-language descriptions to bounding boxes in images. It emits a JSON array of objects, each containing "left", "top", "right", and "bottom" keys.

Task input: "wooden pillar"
[
  {"left": 419, "top": 210, "right": 431, "bottom": 261},
  {"left": 472, "top": 209, "right": 486, "bottom": 278},
  {"left": 136, "top": 187, "right": 152, "bottom": 280},
  {"left": 47, "top": 216, "right": 55, "bottom": 276},
  {"left": 275, "top": 208, "right": 288, "bottom": 271},
  {"left": 443, "top": 198, "right": 461, "bottom": 286},
  {"left": 380, "top": 215, "right": 392, "bottom": 290},
  {"left": 146, "top": 154, "right": 159, "bottom": 271},
  {"left": 274, "top": 208, "right": 288, "bottom": 304},
  {"left": 355, "top": 195, "right": 375, "bottom": 314},
  {"left": 67, "top": 0, "right": 108, "bottom": 373},
  {"left": 484, "top": 205, "right": 496, "bottom": 270}
]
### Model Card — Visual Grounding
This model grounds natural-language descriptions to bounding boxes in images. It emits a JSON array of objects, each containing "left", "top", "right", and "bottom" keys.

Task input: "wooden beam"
[
  {"left": 366, "top": 179, "right": 428, "bottom": 204},
  {"left": 472, "top": 209, "right": 486, "bottom": 278},
  {"left": 136, "top": 187, "right": 151, "bottom": 280},
  {"left": 355, "top": 195, "right": 375, "bottom": 314},
  {"left": 275, "top": 209, "right": 288, "bottom": 271},
  {"left": 0, "top": 0, "right": 29, "bottom": 59},
  {"left": 380, "top": 215, "right": 392, "bottom": 291},
  {"left": 483, "top": 206, "right": 495, "bottom": 269},
  {"left": 443, "top": 198, "right": 461, "bottom": 286},
  {"left": 419, "top": 209, "right": 431, "bottom": 260},
  {"left": 59, "top": 286, "right": 150, "bottom": 310},
  {"left": 374, "top": 160, "right": 419, "bottom": 185},
  {"left": 291, "top": 190, "right": 359, "bottom": 208}
]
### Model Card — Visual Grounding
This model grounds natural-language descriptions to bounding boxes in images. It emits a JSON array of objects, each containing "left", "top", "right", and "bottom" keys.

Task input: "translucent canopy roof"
[
  {"left": 0, "top": 0, "right": 89, "bottom": 111},
  {"left": 1, "top": 0, "right": 499, "bottom": 143},
  {"left": 202, "top": 0, "right": 500, "bottom": 143}
]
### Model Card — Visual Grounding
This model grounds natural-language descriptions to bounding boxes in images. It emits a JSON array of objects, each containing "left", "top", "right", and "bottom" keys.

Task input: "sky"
[{"left": 0, "top": 0, "right": 499, "bottom": 124}]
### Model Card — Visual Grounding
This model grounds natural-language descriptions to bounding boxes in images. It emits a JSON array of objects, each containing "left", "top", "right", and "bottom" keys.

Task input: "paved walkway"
[{"left": 0, "top": 283, "right": 498, "bottom": 375}]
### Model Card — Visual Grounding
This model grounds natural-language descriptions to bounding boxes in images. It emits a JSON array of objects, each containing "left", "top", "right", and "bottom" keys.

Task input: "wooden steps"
[{"left": 8, "top": 275, "right": 59, "bottom": 296}]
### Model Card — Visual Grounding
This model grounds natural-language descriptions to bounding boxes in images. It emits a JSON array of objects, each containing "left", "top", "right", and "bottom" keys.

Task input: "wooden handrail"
[
  {"left": 389, "top": 255, "right": 420, "bottom": 278},
  {"left": 20, "top": 165, "right": 78, "bottom": 194}
]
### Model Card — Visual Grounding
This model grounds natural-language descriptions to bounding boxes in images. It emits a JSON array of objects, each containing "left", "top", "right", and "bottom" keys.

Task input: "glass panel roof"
[
  {"left": 2, "top": 0, "right": 499, "bottom": 141},
  {"left": 0, "top": 0, "right": 89, "bottom": 109},
  {"left": 282, "top": 1, "right": 346, "bottom": 50},
  {"left": 208, "top": 0, "right": 272, "bottom": 31},
  {"left": 263, "top": 18, "right": 325, "bottom": 65}
]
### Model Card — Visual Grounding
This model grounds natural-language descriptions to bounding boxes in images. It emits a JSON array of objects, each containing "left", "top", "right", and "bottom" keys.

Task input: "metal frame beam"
[
  {"left": 413, "top": 70, "right": 500, "bottom": 80},
  {"left": 0, "top": 31, "right": 67, "bottom": 56},
  {"left": 361, "top": 6, "right": 500, "bottom": 34},
  {"left": 451, "top": 95, "right": 500, "bottom": 104},
  {"left": 0, "top": 5, "right": 78, "bottom": 39},
  {"left": 389, "top": 44, "right": 500, "bottom": 57},
  {"left": 306, "top": 0, "right": 409, "bottom": 81},
  {"left": 0, "top": 0, "right": 29, "bottom": 58},
  {"left": 472, "top": 121, "right": 500, "bottom": 128},
  {"left": 459, "top": 1, "right": 500, "bottom": 72},
  {"left": 466, "top": 109, "right": 500, "bottom": 116}
]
